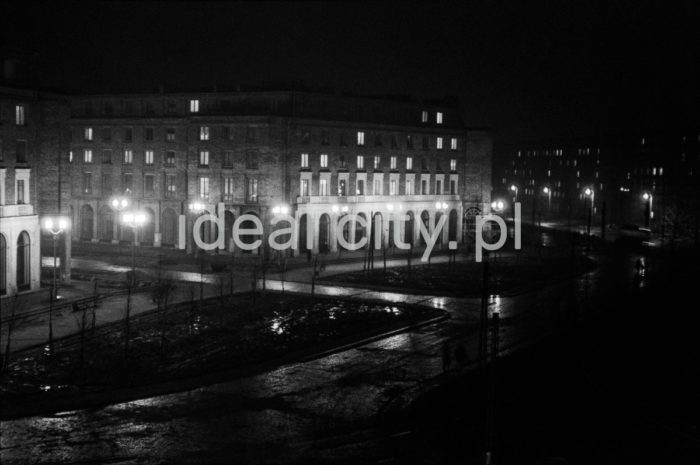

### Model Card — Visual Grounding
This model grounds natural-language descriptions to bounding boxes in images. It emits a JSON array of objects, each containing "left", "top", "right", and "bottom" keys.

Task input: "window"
[
  {"left": 374, "top": 134, "right": 382, "bottom": 146},
  {"left": 246, "top": 126, "right": 257, "bottom": 142},
  {"left": 320, "top": 153, "right": 328, "bottom": 168},
  {"left": 321, "top": 130, "right": 329, "bottom": 145},
  {"left": 145, "top": 150, "right": 154, "bottom": 165},
  {"left": 436, "top": 112, "right": 443, "bottom": 124},
  {"left": 84, "top": 127, "right": 93, "bottom": 141},
  {"left": 124, "top": 149, "right": 133, "bottom": 164},
  {"left": 16, "top": 104, "right": 26, "bottom": 125},
  {"left": 166, "top": 128, "right": 176, "bottom": 142},
  {"left": 406, "top": 179, "right": 413, "bottom": 195},
  {"left": 122, "top": 173, "right": 133, "bottom": 193},
  {"left": 319, "top": 179, "right": 329, "bottom": 196},
  {"left": 16, "top": 180, "right": 25, "bottom": 204},
  {"left": 69, "top": 151, "right": 73, "bottom": 163},
  {"left": 82, "top": 172, "right": 92, "bottom": 194},
  {"left": 189, "top": 99, "right": 200, "bottom": 113},
  {"left": 165, "top": 151, "right": 176, "bottom": 166},
  {"left": 300, "top": 179, "right": 309, "bottom": 197},
  {"left": 223, "top": 150, "right": 234, "bottom": 168},
  {"left": 390, "top": 156, "right": 397, "bottom": 170},
  {"left": 165, "top": 174, "right": 177, "bottom": 198},
  {"left": 421, "top": 110, "right": 428, "bottom": 123},
  {"left": 422, "top": 136, "right": 429, "bottom": 150},
  {"left": 437, "top": 137, "right": 443, "bottom": 150},
  {"left": 199, "top": 177, "right": 210, "bottom": 199},
  {"left": 450, "top": 159, "right": 457, "bottom": 171},
  {"left": 124, "top": 127, "right": 133, "bottom": 142},
  {"left": 144, "top": 174, "right": 155, "bottom": 196},
  {"left": 200, "top": 150, "right": 209, "bottom": 166},
  {"left": 450, "top": 179, "right": 456, "bottom": 194},
  {"left": 421, "top": 179, "right": 428, "bottom": 195},
  {"left": 406, "top": 157, "right": 413, "bottom": 170},
  {"left": 166, "top": 100, "right": 177, "bottom": 114},
  {"left": 338, "top": 179, "right": 347, "bottom": 196},
  {"left": 407, "top": 135, "right": 414, "bottom": 149},
  {"left": 145, "top": 127, "right": 154, "bottom": 141},
  {"left": 357, "top": 131, "right": 365, "bottom": 146},
  {"left": 436, "top": 179, "right": 442, "bottom": 194},
  {"left": 340, "top": 133, "right": 348, "bottom": 146},
  {"left": 391, "top": 135, "right": 398, "bottom": 148},
  {"left": 357, "top": 155, "right": 364, "bottom": 169},
  {"left": 222, "top": 126, "right": 232, "bottom": 141},
  {"left": 102, "top": 127, "right": 112, "bottom": 141},
  {"left": 301, "top": 131, "right": 310, "bottom": 144},
  {"left": 390, "top": 179, "right": 397, "bottom": 195},
  {"left": 102, "top": 149, "right": 112, "bottom": 164},
  {"left": 451, "top": 138, "right": 457, "bottom": 150},
  {"left": 101, "top": 174, "right": 112, "bottom": 196},
  {"left": 224, "top": 177, "right": 234, "bottom": 202},
  {"left": 245, "top": 151, "right": 258, "bottom": 169},
  {"left": 374, "top": 156, "right": 381, "bottom": 169},
  {"left": 373, "top": 179, "right": 382, "bottom": 195},
  {"left": 16, "top": 140, "right": 27, "bottom": 163},
  {"left": 84, "top": 149, "right": 93, "bottom": 163},
  {"left": 246, "top": 178, "right": 258, "bottom": 202},
  {"left": 301, "top": 153, "right": 309, "bottom": 168},
  {"left": 199, "top": 126, "right": 210, "bottom": 141}
]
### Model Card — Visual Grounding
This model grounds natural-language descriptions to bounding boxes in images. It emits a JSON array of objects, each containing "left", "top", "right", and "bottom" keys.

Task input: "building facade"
[{"left": 61, "top": 91, "right": 492, "bottom": 254}]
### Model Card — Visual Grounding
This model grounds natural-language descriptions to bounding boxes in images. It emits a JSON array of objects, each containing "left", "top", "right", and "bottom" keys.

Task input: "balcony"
[
  {"left": 296, "top": 194, "right": 460, "bottom": 205},
  {"left": 0, "top": 204, "right": 35, "bottom": 217}
]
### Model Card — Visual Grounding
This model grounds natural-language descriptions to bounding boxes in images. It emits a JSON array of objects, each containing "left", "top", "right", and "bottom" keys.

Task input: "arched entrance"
[
  {"left": 319, "top": 213, "right": 331, "bottom": 253},
  {"left": 98, "top": 205, "right": 114, "bottom": 242},
  {"left": 161, "top": 208, "right": 178, "bottom": 246},
  {"left": 17, "top": 231, "right": 31, "bottom": 291},
  {"left": 80, "top": 204, "right": 94, "bottom": 241}
]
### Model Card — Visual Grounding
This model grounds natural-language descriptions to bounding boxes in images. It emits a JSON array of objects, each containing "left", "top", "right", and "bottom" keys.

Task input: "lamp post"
[
  {"left": 43, "top": 216, "right": 68, "bottom": 349},
  {"left": 584, "top": 187, "right": 594, "bottom": 245},
  {"left": 510, "top": 185, "right": 518, "bottom": 225},
  {"left": 121, "top": 210, "right": 147, "bottom": 286},
  {"left": 542, "top": 186, "right": 552, "bottom": 215},
  {"left": 111, "top": 196, "right": 130, "bottom": 253},
  {"left": 642, "top": 192, "right": 653, "bottom": 228}
]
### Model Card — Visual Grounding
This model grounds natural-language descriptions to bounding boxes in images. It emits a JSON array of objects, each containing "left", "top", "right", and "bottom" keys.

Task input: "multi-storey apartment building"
[
  {"left": 495, "top": 134, "right": 700, "bottom": 235},
  {"left": 62, "top": 91, "right": 492, "bottom": 254}
]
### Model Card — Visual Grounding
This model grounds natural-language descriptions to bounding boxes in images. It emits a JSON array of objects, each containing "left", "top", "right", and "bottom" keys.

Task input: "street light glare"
[
  {"left": 510, "top": 185, "right": 517, "bottom": 191},
  {"left": 543, "top": 187, "right": 550, "bottom": 194},
  {"left": 44, "top": 218, "right": 54, "bottom": 230},
  {"left": 584, "top": 188, "right": 592, "bottom": 196},
  {"left": 643, "top": 192, "right": 650, "bottom": 200}
]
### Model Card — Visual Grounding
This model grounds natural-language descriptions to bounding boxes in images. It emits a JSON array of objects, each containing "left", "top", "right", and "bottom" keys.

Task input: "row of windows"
[
  {"left": 299, "top": 177, "right": 457, "bottom": 197},
  {"left": 301, "top": 153, "right": 458, "bottom": 171},
  {"left": 0, "top": 104, "right": 27, "bottom": 126},
  {"left": 72, "top": 148, "right": 260, "bottom": 168},
  {"left": 0, "top": 139, "right": 28, "bottom": 163}
]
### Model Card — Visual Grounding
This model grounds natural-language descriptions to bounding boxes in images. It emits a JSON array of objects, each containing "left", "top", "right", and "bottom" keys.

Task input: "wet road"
[{"left": 0, "top": 251, "right": 640, "bottom": 464}]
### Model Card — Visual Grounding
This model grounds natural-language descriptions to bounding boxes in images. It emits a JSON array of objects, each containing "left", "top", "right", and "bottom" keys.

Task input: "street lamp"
[
  {"left": 584, "top": 187, "right": 595, "bottom": 241},
  {"left": 121, "top": 210, "right": 147, "bottom": 285},
  {"left": 642, "top": 192, "right": 653, "bottom": 227},
  {"left": 490, "top": 200, "right": 505, "bottom": 213},
  {"left": 542, "top": 186, "right": 552, "bottom": 215},
  {"left": 43, "top": 216, "right": 69, "bottom": 349}
]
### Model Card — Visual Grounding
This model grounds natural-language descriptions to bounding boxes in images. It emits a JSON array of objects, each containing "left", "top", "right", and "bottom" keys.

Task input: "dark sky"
[{"left": 3, "top": 1, "right": 700, "bottom": 148}]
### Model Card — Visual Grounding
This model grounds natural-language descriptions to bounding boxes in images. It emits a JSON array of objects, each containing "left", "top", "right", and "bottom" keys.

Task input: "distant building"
[{"left": 494, "top": 134, "right": 700, "bottom": 237}]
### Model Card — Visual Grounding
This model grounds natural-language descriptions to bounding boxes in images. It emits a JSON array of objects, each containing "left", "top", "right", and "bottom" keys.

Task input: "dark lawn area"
[
  {"left": 323, "top": 249, "right": 597, "bottom": 296},
  {"left": 0, "top": 292, "right": 444, "bottom": 411}
]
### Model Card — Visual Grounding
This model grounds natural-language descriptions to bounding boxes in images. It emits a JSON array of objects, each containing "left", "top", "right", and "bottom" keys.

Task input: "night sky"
[{"left": 3, "top": 1, "right": 700, "bottom": 149}]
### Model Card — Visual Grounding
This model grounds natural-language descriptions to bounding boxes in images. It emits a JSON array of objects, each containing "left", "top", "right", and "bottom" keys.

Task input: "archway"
[
  {"left": 420, "top": 210, "right": 430, "bottom": 246},
  {"left": 448, "top": 209, "right": 458, "bottom": 242},
  {"left": 0, "top": 234, "right": 6, "bottom": 295},
  {"left": 319, "top": 213, "right": 331, "bottom": 253},
  {"left": 17, "top": 231, "right": 31, "bottom": 291},
  {"left": 98, "top": 205, "right": 114, "bottom": 242},
  {"left": 80, "top": 204, "right": 94, "bottom": 240},
  {"left": 161, "top": 208, "right": 178, "bottom": 246},
  {"left": 139, "top": 207, "right": 156, "bottom": 245}
]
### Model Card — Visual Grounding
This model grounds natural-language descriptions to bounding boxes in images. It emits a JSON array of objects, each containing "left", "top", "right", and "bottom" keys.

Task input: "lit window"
[
  {"left": 199, "top": 126, "right": 210, "bottom": 141},
  {"left": 319, "top": 179, "right": 328, "bottom": 196},
  {"left": 374, "top": 179, "right": 382, "bottom": 195},
  {"left": 450, "top": 159, "right": 457, "bottom": 171},
  {"left": 356, "top": 179, "right": 365, "bottom": 195},
  {"left": 320, "top": 153, "right": 328, "bottom": 168},
  {"left": 166, "top": 151, "right": 176, "bottom": 166},
  {"left": 145, "top": 150, "right": 154, "bottom": 165},
  {"left": 437, "top": 137, "right": 443, "bottom": 150},
  {"left": 421, "top": 110, "right": 428, "bottom": 123},
  {"left": 124, "top": 149, "right": 133, "bottom": 164},
  {"left": 338, "top": 179, "right": 347, "bottom": 196},
  {"left": 301, "top": 153, "right": 309, "bottom": 168},
  {"left": 390, "top": 156, "right": 397, "bottom": 170},
  {"left": 374, "top": 156, "right": 381, "bottom": 169},
  {"left": 15, "top": 104, "right": 26, "bottom": 125},
  {"left": 357, "top": 131, "right": 365, "bottom": 146},
  {"left": 357, "top": 155, "right": 364, "bottom": 169},
  {"left": 390, "top": 179, "right": 397, "bottom": 195},
  {"left": 69, "top": 151, "right": 73, "bottom": 163},
  {"left": 451, "top": 138, "right": 457, "bottom": 150},
  {"left": 84, "top": 127, "right": 93, "bottom": 141},
  {"left": 199, "top": 150, "right": 209, "bottom": 166},
  {"left": 300, "top": 179, "right": 309, "bottom": 197},
  {"left": 84, "top": 149, "right": 93, "bottom": 163},
  {"left": 165, "top": 174, "right": 177, "bottom": 198},
  {"left": 406, "top": 179, "right": 413, "bottom": 195},
  {"left": 189, "top": 99, "right": 199, "bottom": 113},
  {"left": 199, "top": 177, "right": 210, "bottom": 198},
  {"left": 406, "top": 157, "right": 413, "bottom": 170},
  {"left": 223, "top": 150, "right": 233, "bottom": 168},
  {"left": 224, "top": 177, "right": 234, "bottom": 201},
  {"left": 436, "top": 112, "right": 443, "bottom": 124}
]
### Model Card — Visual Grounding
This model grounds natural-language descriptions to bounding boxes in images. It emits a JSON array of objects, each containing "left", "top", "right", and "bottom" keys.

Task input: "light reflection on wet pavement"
[{"left": 0, "top": 253, "right": 637, "bottom": 464}]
